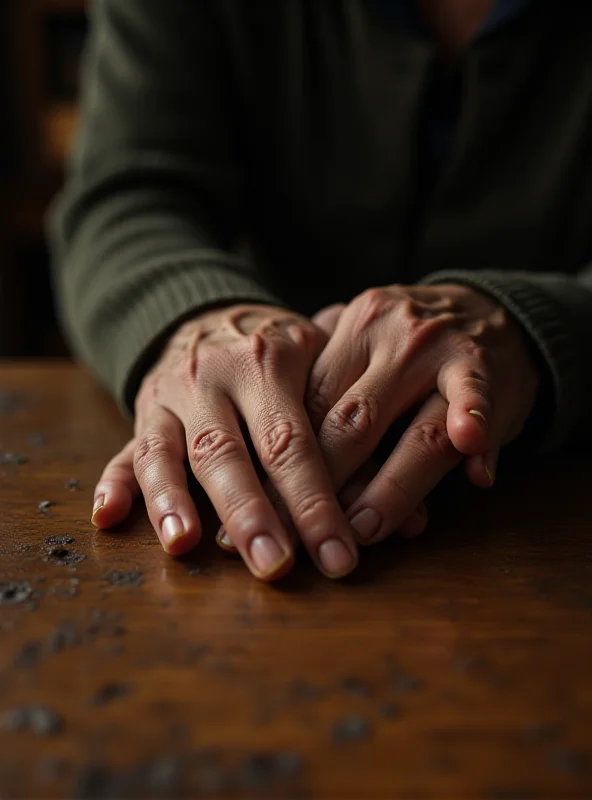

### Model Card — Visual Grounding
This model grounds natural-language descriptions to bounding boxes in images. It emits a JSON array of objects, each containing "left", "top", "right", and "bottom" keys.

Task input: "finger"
[
  {"left": 217, "top": 477, "right": 299, "bottom": 554},
  {"left": 316, "top": 355, "right": 428, "bottom": 492},
  {"left": 92, "top": 439, "right": 141, "bottom": 530},
  {"left": 398, "top": 502, "right": 429, "bottom": 539},
  {"left": 216, "top": 445, "right": 426, "bottom": 553},
  {"left": 238, "top": 383, "right": 359, "bottom": 579},
  {"left": 216, "top": 526, "right": 237, "bottom": 553},
  {"left": 464, "top": 395, "right": 518, "bottom": 488},
  {"left": 337, "top": 458, "right": 379, "bottom": 510},
  {"left": 465, "top": 447, "right": 499, "bottom": 489},
  {"left": 311, "top": 303, "right": 346, "bottom": 337},
  {"left": 464, "top": 387, "right": 528, "bottom": 489},
  {"left": 133, "top": 406, "right": 202, "bottom": 556},
  {"left": 437, "top": 353, "right": 494, "bottom": 455},
  {"left": 346, "top": 394, "right": 461, "bottom": 544},
  {"left": 339, "top": 459, "right": 427, "bottom": 540},
  {"left": 182, "top": 392, "right": 295, "bottom": 581},
  {"left": 305, "top": 314, "right": 368, "bottom": 433}
]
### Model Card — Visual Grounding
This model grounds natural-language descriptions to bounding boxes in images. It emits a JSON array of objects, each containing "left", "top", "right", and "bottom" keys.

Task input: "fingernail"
[
  {"left": 161, "top": 514, "right": 185, "bottom": 546},
  {"left": 399, "top": 506, "right": 428, "bottom": 539},
  {"left": 349, "top": 507, "right": 381, "bottom": 541},
  {"left": 216, "top": 527, "right": 234, "bottom": 550},
  {"left": 91, "top": 494, "right": 105, "bottom": 526},
  {"left": 318, "top": 539, "right": 357, "bottom": 578},
  {"left": 249, "top": 534, "right": 290, "bottom": 577},
  {"left": 482, "top": 454, "right": 496, "bottom": 487},
  {"left": 468, "top": 409, "right": 488, "bottom": 427}
]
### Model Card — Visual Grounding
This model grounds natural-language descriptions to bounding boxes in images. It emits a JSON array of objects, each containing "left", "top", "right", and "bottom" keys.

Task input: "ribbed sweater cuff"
[
  {"left": 99, "top": 261, "right": 284, "bottom": 414},
  {"left": 419, "top": 269, "right": 580, "bottom": 452}
]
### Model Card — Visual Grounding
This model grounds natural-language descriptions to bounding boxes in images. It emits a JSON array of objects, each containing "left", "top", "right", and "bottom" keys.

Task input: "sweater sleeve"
[
  {"left": 419, "top": 267, "right": 592, "bottom": 451},
  {"left": 49, "top": 0, "right": 282, "bottom": 413}
]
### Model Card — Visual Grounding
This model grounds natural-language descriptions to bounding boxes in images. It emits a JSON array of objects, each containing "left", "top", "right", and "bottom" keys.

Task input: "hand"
[
  {"left": 216, "top": 303, "right": 428, "bottom": 557},
  {"left": 304, "top": 284, "right": 540, "bottom": 545},
  {"left": 91, "top": 304, "right": 360, "bottom": 581}
]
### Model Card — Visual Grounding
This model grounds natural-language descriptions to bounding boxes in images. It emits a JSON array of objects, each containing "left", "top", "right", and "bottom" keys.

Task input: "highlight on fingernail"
[
  {"left": 318, "top": 538, "right": 358, "bottom": 579},
  {"left": 468, "top": 409, "right": 488, "bottom": 427},
  {"left": 248, "top": 534, "right": 291, "bottom": 578},
  {"left": 161, "top": 514, "right": 185, "bottom": 546},
  {"left": 91, "top": 494, "right": 106, "bottom": 526}
]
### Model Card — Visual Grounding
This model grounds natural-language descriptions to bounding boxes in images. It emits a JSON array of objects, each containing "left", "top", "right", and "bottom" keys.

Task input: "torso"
[{"left": 226, "top": 2, "right": 592, "bottom": 313}]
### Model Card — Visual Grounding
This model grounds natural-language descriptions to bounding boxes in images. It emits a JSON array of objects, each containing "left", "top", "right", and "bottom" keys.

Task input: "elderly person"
[{"left": 51, "top": 0, "right": 592, "bottom": 581}]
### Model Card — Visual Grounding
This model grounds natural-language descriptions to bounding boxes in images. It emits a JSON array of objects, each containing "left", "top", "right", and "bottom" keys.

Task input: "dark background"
[{"left": 1, "top": 0, "right": 87, "bottom": 358}]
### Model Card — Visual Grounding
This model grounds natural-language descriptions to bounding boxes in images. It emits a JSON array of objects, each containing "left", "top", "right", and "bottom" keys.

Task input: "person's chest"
[{"left": 222, "top": 1, "right": 592, "bottom": 306}]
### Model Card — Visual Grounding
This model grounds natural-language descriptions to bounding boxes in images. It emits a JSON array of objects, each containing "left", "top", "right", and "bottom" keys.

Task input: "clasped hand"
[{"left": 91, "top": 284, "right": 539, "bottom": 581}]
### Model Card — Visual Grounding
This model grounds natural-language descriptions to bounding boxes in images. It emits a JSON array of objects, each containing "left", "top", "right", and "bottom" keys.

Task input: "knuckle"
[
  {"left": 291, "top": 491, "right": 335, "bottom": 526},
  {"left": 466, "top": 341, "right": 495, "bottom": 370},
  {"left": 359, "top": 287, "right": 391, "bottom": 307},
  {"left": 353, "top": 287, "right": 396, "bottom": 334},
  {"left": 468, "top": 318, "right": 488, "bottom": 340},
  {"left": 325, "top": 394, "right": 378, "bottom": 443},
  {"left": 380, "top": 471, "right": 414, "bottom": 509},
  {"left": 259, "top": 420, "right": 311, "bottom": 472},
  {"left": 407, "top": 421, "right": 456, "bottom": 460},
  {"left": 397, "top": 297, "right": 418, "bottom": 322},
  {"left": 137, "top": 373, "right": 158, "bottom": 403},
  {"left": 288, "top": 320, "right": 318, "bottom": 344},
  {"left": 492, "top": 304, "right": 512, "bottom": 331},
  {"left": 459, "top": 370, "right": 490, "bottom": 402},
  {"left": 399, "top": 309, "right": 454, "bottom": 358},
  {"left": 133, "top": 433, "right": 176, "bottom": 474},
  {"left": 222, "top": 494, "right": 268, "bottom": 534},
  {"left": 223, "top": 495, "right": 288, "bottom": 547},
  {"left": 176, "top": 351, "right": 201, "bottom": 387},
  {"left": 145, "top": 484, "right": 183, "bottom": 513},
  {"left": 188, "top": 428, "right": 243, "bottom": 477},
  {"left": 242, "top": 332, "right": 285, "bottom": 368}
]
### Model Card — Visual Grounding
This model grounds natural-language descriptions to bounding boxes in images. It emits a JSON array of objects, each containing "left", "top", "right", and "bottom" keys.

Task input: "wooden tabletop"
[{"left": 1, "top": 361, "right": 591, "bottom": 799}]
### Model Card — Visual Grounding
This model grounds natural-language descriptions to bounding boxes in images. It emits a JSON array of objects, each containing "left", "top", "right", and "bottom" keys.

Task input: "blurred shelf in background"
[
  {"left": 42, "top": 102, "right": 79, "bottom": 170},
  {"left": 1, "top": 0, "right": 87, "bottom": 356}
]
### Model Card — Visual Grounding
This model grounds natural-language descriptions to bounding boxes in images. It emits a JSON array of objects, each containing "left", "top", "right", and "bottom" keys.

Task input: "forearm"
[
  {"left": 49, "top": 0, "right": 280, "bottom": 411},
  {"left": 51, "top": 174, "right": 280, "bottom": 411}
]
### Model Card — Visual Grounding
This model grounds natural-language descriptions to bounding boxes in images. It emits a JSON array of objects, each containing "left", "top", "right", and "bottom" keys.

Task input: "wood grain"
[{"left": 1, "top": 361, "right": 591, "bottom": 799}]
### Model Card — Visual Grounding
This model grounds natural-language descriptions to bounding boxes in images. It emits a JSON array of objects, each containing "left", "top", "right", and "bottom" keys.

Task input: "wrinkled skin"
[{"left": 91, "top": 283, "right": 539, "bottom": 581}]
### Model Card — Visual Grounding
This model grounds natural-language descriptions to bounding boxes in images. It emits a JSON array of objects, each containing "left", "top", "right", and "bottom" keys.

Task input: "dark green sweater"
[{"left": 51, "top": 0, "right": 592, "bottom": 451}]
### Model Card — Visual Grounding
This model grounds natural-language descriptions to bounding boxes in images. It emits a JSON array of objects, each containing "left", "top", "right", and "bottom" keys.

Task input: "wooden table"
[{"left": 1, "top": 362, "right": 591, "bottom": 799}]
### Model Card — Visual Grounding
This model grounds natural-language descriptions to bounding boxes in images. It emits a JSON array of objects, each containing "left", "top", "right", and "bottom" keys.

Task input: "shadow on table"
[{"left": 100, "top": 445, "right": 588, "bottom": 594}]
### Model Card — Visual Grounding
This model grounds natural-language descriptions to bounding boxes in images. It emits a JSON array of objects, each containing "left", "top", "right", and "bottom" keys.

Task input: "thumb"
[{"left": 437, "top": 356, "right": 493, "bottom": 455}]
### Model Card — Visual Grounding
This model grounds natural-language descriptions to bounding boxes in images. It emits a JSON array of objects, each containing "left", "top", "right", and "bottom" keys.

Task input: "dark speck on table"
[
  {"left": 103, "top": 570, "right": 144, "bottom": 588},
  {"left": 0, "top": 581, "right": 32, "bottom": 606},
  {"left": 0, "top": 452, "right": 29, "bottom": 465},
  {"left": 0, "top": 706, "right": 63, "bottom": 736},
  {"left": 89, "top": 682, "right": 133, "bottom": 707},
  {"left": 43, "top": 546, "right": 85, "bottom": 566},
  {"left": 331, "top": 715, "right": 372, "bottom": 744}
]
